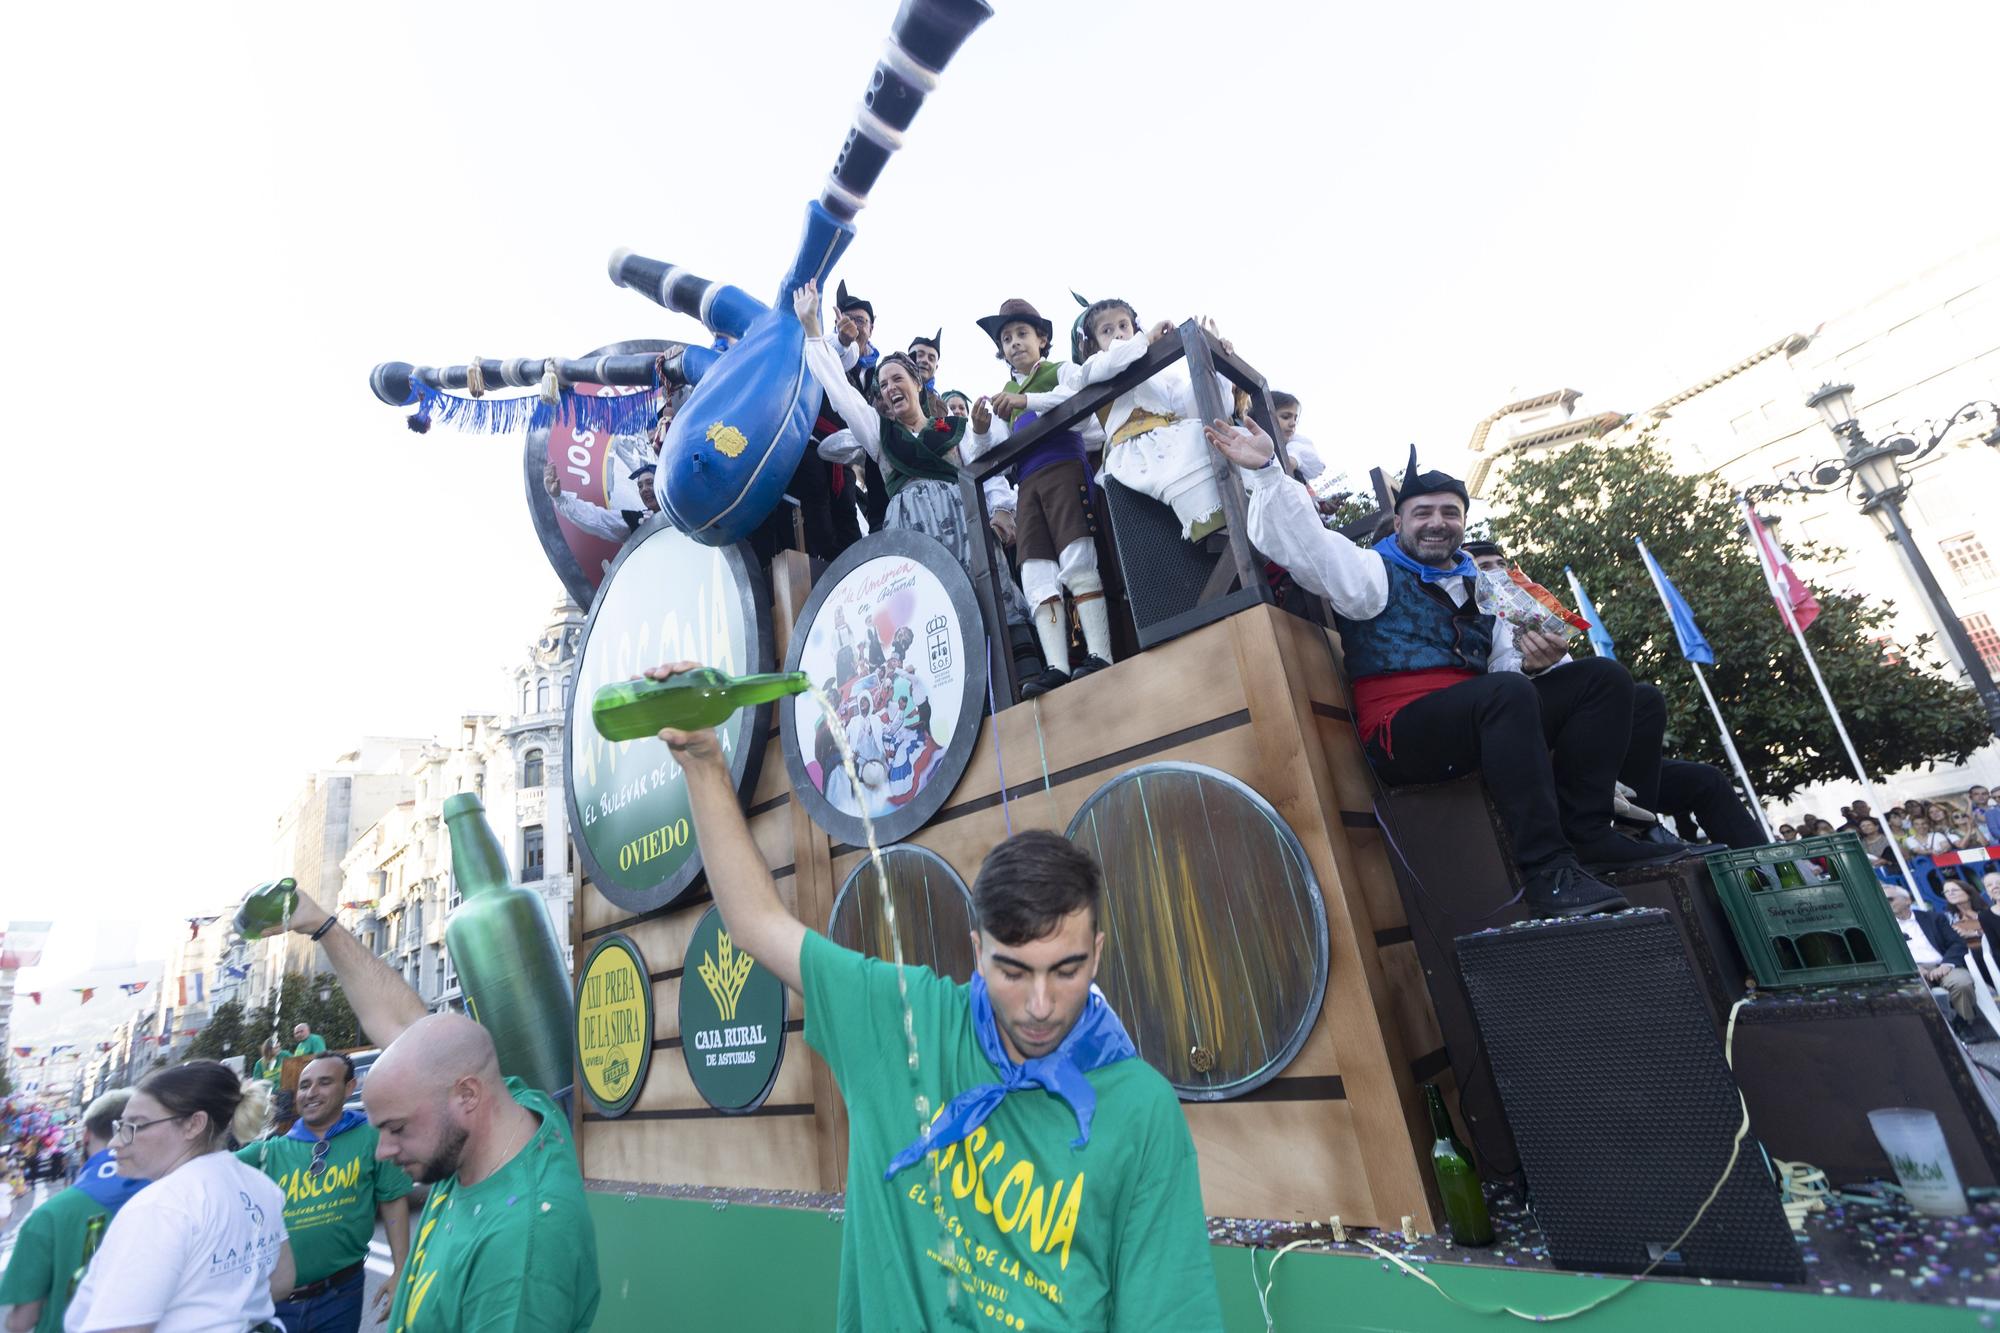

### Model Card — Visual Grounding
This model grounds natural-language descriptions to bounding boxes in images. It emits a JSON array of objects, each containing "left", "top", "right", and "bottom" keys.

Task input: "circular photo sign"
[
  {"left": 781, "top": 529, "right": 988, "bottom": 848},
  {"left": 830, "top": 845, "right": 978, "bottom": 984},
  {"left": 575, "top": 934, "right": 654, "bottom": 1118},
  {"left": 1066, "top": 762, "right": 1329, "bottom": 1101},
  {"left": 565, "top": 520, "right": 771, "bottom": 914},
  {"left": 679, "top": 905, "right": 788, "bottom": 1113}
]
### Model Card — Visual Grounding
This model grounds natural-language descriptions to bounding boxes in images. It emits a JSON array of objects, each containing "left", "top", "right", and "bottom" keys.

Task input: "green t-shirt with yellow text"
[
  {"left": 802, "top": 930, "right": 1222, "bottom": 1332},
  {"left": 237, "top": 1118, "right": 412, "bottom": 1284},
  {"left": 0, "top": 1186, "right": 105, "bottom": 1333},
  {"left": 386, "top": 1079, "right": 598, "bottom": 1333}
]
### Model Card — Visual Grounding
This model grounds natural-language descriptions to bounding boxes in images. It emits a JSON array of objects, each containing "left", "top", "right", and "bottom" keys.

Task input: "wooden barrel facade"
[
  {"left": 828, "top": 844, "right": 978, "bottom": 983},
  {"left": 1066, "top": 761, "right": 1329, "bottom": 1099}
]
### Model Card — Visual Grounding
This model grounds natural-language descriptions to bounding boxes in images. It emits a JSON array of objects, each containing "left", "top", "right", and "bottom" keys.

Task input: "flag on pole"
[
  {"left": 1, "top": 921, "right": 52, "bottom": 969},
  {"left": 1636, "top": 540, "right": 1716, "bottom": 664},
  {"left": 1744, "top": 502, "right": 1821, "bottom": 632},
  {"left": 192, "top": 973, "right": 206, "bottom": 1004},
  {"left": 1564, "top": 566, "right": 1616, "bottom": 660},
  {"left": 177, "top": 975, "right": 188, "bottom": 1007}
]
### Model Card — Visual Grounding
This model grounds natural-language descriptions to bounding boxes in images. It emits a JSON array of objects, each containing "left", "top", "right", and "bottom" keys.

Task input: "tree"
[
  {"left": 241, "top": 972, "right": 365, "bottom": 1056},
  {"left": 1488, "top": 438, "right": 1988, "bottom": 802},
  {"left": 185, "top": 999, "right": 247, "bottom": 1062}
]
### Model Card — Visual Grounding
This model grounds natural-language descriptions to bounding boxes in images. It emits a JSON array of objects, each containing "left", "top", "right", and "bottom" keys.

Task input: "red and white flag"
[
  {"left": 0, "top": 920, "right": 52, "bottom": 970},
  {"left": 1746, "top": 502, "right": 1820, "bottom": 632}
]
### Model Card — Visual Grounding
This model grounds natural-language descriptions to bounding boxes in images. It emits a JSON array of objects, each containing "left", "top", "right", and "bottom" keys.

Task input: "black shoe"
[
  {"left": 1070, "top": 655, "right": 1111, "bottom": 679},
  {"left": 1522, "top": 861, "right": 1630, "bottom": 918},
  {"left": 1572, "top": 831, "right": 1690, "bottom": 872},
  {"left": 1020, "top": 665, "right": 1071, "bottom": 699}
]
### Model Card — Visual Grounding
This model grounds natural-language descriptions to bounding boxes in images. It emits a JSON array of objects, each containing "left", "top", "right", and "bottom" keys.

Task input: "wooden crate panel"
[
  {"left": 1185, "top": 1098, "right": 1373, "bottom": 1222},
  {"left": 582, "top": 1112, "right": 821, "bottom": 1192}
]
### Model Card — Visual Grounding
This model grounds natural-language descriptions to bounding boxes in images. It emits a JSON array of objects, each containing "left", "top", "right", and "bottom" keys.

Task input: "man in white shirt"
[
  {"left": 1884, "top": 883, "right": 1977, "bottom": 1022},
  {"left": 1207, "top": 419, "right": 1687, "bottom": 918}
]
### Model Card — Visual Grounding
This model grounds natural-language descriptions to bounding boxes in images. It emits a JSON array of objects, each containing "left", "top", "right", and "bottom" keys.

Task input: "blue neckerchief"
[
  {"left": 883, "top": 973, "right": 1136, "bottom": 1179},
  {"left": 1372, "top": 535, "right": 1476, "bottom": 585},
  {"left": 855, "top": 346, "right": 880, "bottom": 371},
  {"left": 285, "top": 1107, "right": 367, "bottom": 1144},
  {"left": 74, "top": 1147, "right": 148, "bottom": 1214}
]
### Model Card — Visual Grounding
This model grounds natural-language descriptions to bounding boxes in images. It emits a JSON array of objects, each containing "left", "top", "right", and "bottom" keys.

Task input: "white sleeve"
[
  {"left": 1286, "top": 437, "right": 1326, "bottom": 481},
  {"left": 838, "top": 338, "right": 861, "bottom": 372},
  {"left": 817, "top": 428, "right": 872, "bottom": 464},
  {"left": 1243, "top": 464, "right": 1388, "bottom": 617},
  {"left": 552, "top": 490, "right": 635, "bottom": 544},
  {"left": 963, "top": 412, "right": 1009, "bottom": 463},
  {"left": 70, "top": 1192, "right": 189, "bottom": 1328},
  {"left": 1079, "top": 335, "right": 1150, "bottom": 386},
  {"left": 805, "top": 337, "right": 881, "bottom": 442},
  {"left": 984, "top": 475, "right": 1017, "bottom": 514},
  {"left": 1487, "top": 620, "right": 1522, "bottom": 674}
]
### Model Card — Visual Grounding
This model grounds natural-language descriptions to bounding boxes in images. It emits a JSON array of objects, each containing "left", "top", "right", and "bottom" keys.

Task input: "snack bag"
[{"left": 1474, "top": 566, "right": 1591, "bottom": 637}]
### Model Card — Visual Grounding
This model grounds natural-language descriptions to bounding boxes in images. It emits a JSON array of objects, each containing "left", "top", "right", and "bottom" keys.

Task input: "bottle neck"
[
  {"left": 445, "top": 815, "right": 513, "bottom": 896},
  {"left": 1423, "top": 1086, "right": 1453, "bottom": 1141}
]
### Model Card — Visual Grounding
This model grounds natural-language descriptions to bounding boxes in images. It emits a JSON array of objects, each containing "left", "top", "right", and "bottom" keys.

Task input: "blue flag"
[
  {"left": 1564, "top": 566, "right": 1616, "bottom": 660},
  {"left": 1635, "top": 540, "right": 1715, "bottom": 665}
]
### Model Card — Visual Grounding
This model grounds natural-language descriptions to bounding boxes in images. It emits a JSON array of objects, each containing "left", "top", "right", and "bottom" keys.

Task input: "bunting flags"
[
  {"left": 119, "top": 981, "right": 148, "bottom": 995},
  {"left": 24, "top": 991, "right": 40, "bottom": 1006},
  {"left": 1744, "top": 501, "right": 1821, "bottom": 632},
  {"left": 73, "top": 987, "right": 95, "bottom": 1004},
  {"left": 223, "top": 964, "right": 249, "bottom": 980},
  {"left": 186, "top": 915, "right": 221, "bottom": 941},
  {"left": 97, "top": 1042, "right": 113, "bottom": 1052},
  {"left": 1, "top": 920, "right": 52, "bottom": 969},
  {"left": 1635, "top": 540, "right": 1715, "bottom": 664},
  {"left": 11, "top": 1046, "right": 31, "bottom": 1058},
  {"left": 1564, "top": 566, "right": 1616, "bottom": 661}
]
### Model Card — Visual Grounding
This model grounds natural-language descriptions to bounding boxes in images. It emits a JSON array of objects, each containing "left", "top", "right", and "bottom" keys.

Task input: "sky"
[{"left": 5, "top": 0, "right": 1999, "bottom": 1029}]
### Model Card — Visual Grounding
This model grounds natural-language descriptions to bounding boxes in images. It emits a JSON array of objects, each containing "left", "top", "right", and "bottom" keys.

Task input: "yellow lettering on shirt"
[{"left": 919, "top": 1130, "right": 1087, "bottom": 1272}]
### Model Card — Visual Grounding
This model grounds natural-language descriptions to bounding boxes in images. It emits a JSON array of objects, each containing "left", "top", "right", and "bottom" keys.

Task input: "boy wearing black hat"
[
  {"left": 1205, "top": 419, "right": 1691, "bottom": 918},
  {"left": 908, "top": 329, "right": 942, "bottom": 394},
  {"left": 965, "top": 298, "right": 1113, "bottom": 697}
]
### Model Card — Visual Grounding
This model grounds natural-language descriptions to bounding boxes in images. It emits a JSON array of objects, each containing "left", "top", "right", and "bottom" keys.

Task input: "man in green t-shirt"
[
  {"left": 651, "top": 660, "right": 1224, "bottom": 1331},
  {"left": 291, "top": 1022, "right": 329, "bottom": 1058},
  {"left": 0, "top": 1090, "right": 148, "bottom": 1333},
  {"left": 238, "top": 1051, "right": 412, "bottom": 1333},
  {"left": 263, "top": 892, "right": 599, "bottom": 1333}
]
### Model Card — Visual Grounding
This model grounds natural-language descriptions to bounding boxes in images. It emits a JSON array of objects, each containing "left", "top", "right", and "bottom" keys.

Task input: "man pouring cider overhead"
[{"left": 641, "top": 659, "right": 1223, "bottom": 1332}]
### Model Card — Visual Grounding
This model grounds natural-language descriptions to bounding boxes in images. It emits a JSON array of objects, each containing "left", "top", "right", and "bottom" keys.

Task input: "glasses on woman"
[{"left": 112, "top": 1113, "right": 189, "bottom": 1144}]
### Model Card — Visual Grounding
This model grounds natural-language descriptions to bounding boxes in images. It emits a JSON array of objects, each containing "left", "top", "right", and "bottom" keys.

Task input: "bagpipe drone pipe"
[{"left": 610, "top": 0, "right": 994, "bottom": 545}]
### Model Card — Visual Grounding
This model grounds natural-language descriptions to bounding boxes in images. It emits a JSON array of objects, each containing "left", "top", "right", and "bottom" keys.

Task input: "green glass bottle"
[
  {"left": 1741, "top": 866, "right": 1772, "bottom": 894},
  {"left": 67, "top": 1213, "right": 106, "bottom": 1300},
  {"left": 233, "top": 877, "right": 299, "bottom": 938},
  {"left": 1424, "top": 1083, "right": 1493, "bottom": 1247},
  {"left": 442, "top": 793, "right": 575, "bottom": 1096},
  {"left": 591, "top": 668, "right": 810, "bottom": 741},
  {"left": 1774, "top": 860, "right": 1810, "bottom": 889}
]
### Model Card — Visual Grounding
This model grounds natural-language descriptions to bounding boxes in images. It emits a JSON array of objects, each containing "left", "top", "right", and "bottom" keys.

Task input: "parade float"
[{"left": 366, "top": 2, "right": 2000, "bottom": 1327}]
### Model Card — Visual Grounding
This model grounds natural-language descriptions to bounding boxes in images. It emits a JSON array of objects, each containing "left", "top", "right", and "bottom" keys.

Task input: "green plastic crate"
[{"left": 1704, "top": 832, "right": 1917, "bottom": 988}]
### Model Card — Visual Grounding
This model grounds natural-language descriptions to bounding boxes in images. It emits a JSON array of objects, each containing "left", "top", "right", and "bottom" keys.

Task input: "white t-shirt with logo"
[{"left": 66, "top": 1150, "right": 288, "bottom": 1332}]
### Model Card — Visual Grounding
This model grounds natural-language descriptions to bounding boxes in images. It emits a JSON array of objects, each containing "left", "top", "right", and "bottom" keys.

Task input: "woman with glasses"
[
  {"left": 64, "top": 1061, "right": 293, "bottom": 1332},
  {"left": 1947, "top": 808, "right": 1988, "bottom": 851}
]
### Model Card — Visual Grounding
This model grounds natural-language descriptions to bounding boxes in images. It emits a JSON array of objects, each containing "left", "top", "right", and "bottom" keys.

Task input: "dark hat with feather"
[
  {"left": 1395, "top": 445, "right": 1469, "bottom": 511},
  {"left": 909, "top": 328, "right": 942, "bottom": 356}
]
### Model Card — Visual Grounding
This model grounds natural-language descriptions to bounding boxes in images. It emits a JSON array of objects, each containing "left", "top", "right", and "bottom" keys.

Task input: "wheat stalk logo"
[{"left": 698, "top": 930, "right": 756, "bottom": 1021}]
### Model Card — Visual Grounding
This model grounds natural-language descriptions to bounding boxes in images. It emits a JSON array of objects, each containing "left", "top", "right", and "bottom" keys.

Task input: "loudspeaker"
[{"left": 1457, "top": 910, "right": 1805, "bottom": 1283}]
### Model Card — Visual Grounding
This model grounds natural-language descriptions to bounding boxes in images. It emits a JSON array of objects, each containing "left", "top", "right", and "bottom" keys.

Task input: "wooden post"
[
  {"left": 958, "top": 469, "right": 1018, "bottom": 708},
  {"left": 1177, "top": 321, "right": 1263, "bottom": 602}
]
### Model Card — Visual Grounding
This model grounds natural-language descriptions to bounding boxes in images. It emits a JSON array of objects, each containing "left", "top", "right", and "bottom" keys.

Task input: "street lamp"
[{"left": 1753, "top": 382, "right": 2000, "bottom": 738}]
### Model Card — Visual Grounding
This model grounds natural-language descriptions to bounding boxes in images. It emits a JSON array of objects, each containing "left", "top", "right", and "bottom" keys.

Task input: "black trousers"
[
  {"left": 1368, "top": 657, "right": 1637, "bottom": 869},
  {"left": 750, "top": 453, "right": 862, "bottom": 566},
  {"left": 1629, "top": 684, "right": 1764, "bottom": 849}
]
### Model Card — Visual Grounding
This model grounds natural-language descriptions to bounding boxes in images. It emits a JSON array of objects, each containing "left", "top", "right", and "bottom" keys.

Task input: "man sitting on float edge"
[
  {"left": 647, "top": 660, "right": 1224, "bottom": 1333},
  {"left": 1206, "top": 422, "right": 1685, "bottom": 917}
]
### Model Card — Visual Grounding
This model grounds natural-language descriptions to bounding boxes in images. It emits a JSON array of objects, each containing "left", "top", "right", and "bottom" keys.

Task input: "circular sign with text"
[
  {"left": 565, "top": 520, "right": 772, "bottom": 913},
  {"left": 781, "top": 529, "right": 988, "bottom": 848},
  {"left": 575, "top": 934, "right": 653, "bottom": 1117},
  {"left": 679, "top": 905, "right": 787, "bottom": 1113}
]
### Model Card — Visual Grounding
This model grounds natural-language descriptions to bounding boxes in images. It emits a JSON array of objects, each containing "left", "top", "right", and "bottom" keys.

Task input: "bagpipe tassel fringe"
[{"left": 404, "top": 381, "right": 665, "bottom": 439}]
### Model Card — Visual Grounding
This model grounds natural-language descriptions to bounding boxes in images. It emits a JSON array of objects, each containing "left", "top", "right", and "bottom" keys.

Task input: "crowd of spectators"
[{"left": 1778, "top": 787, "right": 2000, "bottom": 868}]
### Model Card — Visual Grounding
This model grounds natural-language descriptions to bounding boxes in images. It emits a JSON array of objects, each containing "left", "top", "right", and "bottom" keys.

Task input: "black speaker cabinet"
[{"left": 1457, "top": 910, "right": 1806, "bottom": 1283}]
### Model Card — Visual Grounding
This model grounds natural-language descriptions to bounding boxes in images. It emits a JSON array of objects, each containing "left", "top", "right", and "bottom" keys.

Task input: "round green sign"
[
  {"left": 565, "top": 521, "right": 772, "bottom": 913},
  {"left": 679, "top": 905, "right": 788, "bottom": 1113},
  {"left": 575, "top": 933, "right": 654, "bottom": 1118}
]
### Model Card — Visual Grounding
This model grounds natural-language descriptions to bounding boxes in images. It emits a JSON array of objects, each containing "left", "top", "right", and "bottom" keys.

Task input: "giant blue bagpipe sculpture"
[{"left": 368, "top": 0, "right": 993, "bottom": 548}]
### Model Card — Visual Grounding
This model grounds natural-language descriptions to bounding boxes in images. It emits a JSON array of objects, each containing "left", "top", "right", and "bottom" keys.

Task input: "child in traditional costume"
[
  {"left": 964, "top": 298, "right": 1114, "bottom": 697},
  {"left": 1071, "top": 297, "right": 1236, "bottom": 541}
]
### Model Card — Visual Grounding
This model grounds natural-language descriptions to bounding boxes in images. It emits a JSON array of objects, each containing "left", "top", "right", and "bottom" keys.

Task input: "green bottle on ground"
[
  {"left": 233, "top": 878, "right": 299, "bottom": 938},
  {"left": 442, "top": 793, "right": 575, "bottom": 1096},
  {"left": 1423, "top": 1083, "right": 1494, "bottom": 1247},
  {"left": 591, "top": 668, "right": 811, "bottom": 741}
]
